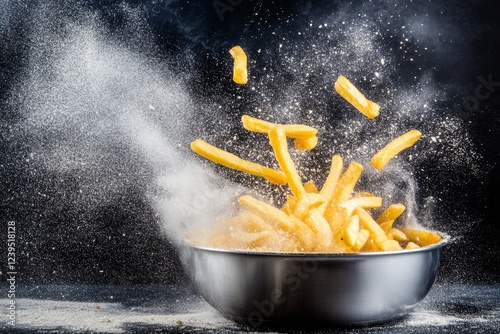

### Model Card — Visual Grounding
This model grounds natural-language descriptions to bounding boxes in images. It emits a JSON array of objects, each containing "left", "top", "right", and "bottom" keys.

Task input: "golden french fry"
[
  {"left": 305, "top": 208, "right": 333, "bottom": 252},
  {"left": 343, "top": 215, "right": 360, "bottom": 247},
  {"left": 399, "top": 228, "right": 441, "bottom": 247},
  {"left": 379, "top": 220, "right": 395, "bottom": 233},
  {"left": 290, "top": 217, "right": 316, "bottom": 252},
  {"left": 332, "top": 161, "right": 364, "bottom": 203},
  {"left": 326, "top": 205, "right": 350, "bottom": 235},
  {"left": 268, "top": 126, "right": 306, "bottom": 198},
  {"left": 405, "top": 242, "right": 420, "bottom": 250},
  {"left": 304, "top": 181, "right": 319, "bottom": 193},
  {"left": 352, "top": 229, "right": 370, "bottom": 252},
  {"left": 191, "top": 139, "right": 287, "bottom": 184},
  {"left": 376, "top": 203, "right": 406, "bottom": 224},
  {"left": 355, "top": 207, "right": 396, "bottom": 251},
  {"left": 353, "top": 191, "right": 375, "bottom": 198},
  {"left": 294, "top": 136, "right": 318, "bottom": 150},
  {"left": 371, "top": 130, "right": 422, "bottom": 170},
  {"left": 324, "top": 161, "right": 363, "bottom": 221},
  {"left": 238, "top": 195, "right": 315, "bottom": 251},
  {"left": 339, "top": 196, "right": 383, "bottom": 216},
  {"left": 361, "top": 238, "right": 380, "bottom": 252},
  {"left": 239, "top": 195, "right": 294, "bottom": 231},
  {"left": 241, "top": 115, "right": 318, "bottom": 139},
  {"left": 318, "top": 155, "right": 343, "bottom": 211},
  {"left": 282, "top": 195, "right": 297, "bottom": 215},
  {"left": 229, "top": 46, "right": 248, "bottom": 84},
  {"left": 292, "top": 193, "right": 325, "bottom": 220},
  {"left": 386, "top": 228, "right": 408, "bottom": 242},
  {"left": 334, "top": 75, "right": 380, "bottom": 119},
  {"left": 237, "top": 212, "right": 276, "bottom": 233},
  {"left": 381, "top": 239, "right": 402, "bottom": 251}
]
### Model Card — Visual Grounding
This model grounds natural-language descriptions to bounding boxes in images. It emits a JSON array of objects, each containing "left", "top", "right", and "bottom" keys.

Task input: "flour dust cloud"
[{"left": 2, "top": 0, "right": 490, "bottom": 277}]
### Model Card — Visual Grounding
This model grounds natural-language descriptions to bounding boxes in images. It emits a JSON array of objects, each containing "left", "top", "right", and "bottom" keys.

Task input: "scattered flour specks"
[{"left": 9, "top": 298, "right": 242, "bottom": 333}]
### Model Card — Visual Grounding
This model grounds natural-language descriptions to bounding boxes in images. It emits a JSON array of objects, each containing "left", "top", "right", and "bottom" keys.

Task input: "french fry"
[
  {"left": 305, "top": 208, "right": 333, "bottom": 252},
  {"left": 331, "top": 161, "right": 364, "bottom": 203},
  {"left": 379, "top": 220, "right": 395, "bottom": 233},
  {"left": 304, "top": 181, "right": 319, "bottom": 193},
  {"left": 352, "top": 229, "right": 370, "bottom": 252},
  {"left": 353, "top": 191, "right": 375, "bottom": 198},
  {"left": 339, "top": 196, "right": 383, "bottom": 216},
  {"left": 371, "top": 130, "right": 422, "bottom": 170},
  {"left": 268, "top": 126, "right": 306, "bottom": 198},
  {"left": 324, "top": 161, "right": 363, "bottom": 222},
  {"left": 294, "top": 136, "right": 318, "bottom": 150},
  {"left": 282, "top": 195, "right": 298, "bottom": 215},
  {"left": 405, "top": 242, "right": 421, "bottom": 250},
  {"left": 381, "top": 239, "right": 402, "bottom": 251},
  {"left": 318, "top": 155, "right": 343, "bottom": 213},
  {"left": 355, "top": 207, "right": 400, "bottom": 251},
  {"left": 243, "top": 212, "right": 275, "bottom": 232},
  {"left": 386, "top": 228, "right": 408, "bottom": 242},
  {"left": 343, "top": 215, "right": 360, "bottom": 247},
  {"left": 191, "top": 139, "right": 287, "bottom": 184},
  {"left": 361, "top": 238, "right": 380, "bottom": 252},
  {"left": 399, "top": 228, "right": 441, "bottom": 247},
  {"left": 242, "top": 115, "right": 318, "bottom": 139},
  {"left": 239, "top": 195, "right": 294, "bottom": 231},
  {"left": 334, "top": 75, "right": 380, "bottom": 119},
  {"left": 236, "top": 212, "right": 276, "bottom": 233},
  {"left": 290, "top": 217, "right": 316, "bottom": 252},
  {"left": 229, "top": 46, "right": 248, "bottom": 84},
  {"left": 376, "top": 203, "right": 406, "bottom": 224},
  {"left": 192, "top": 111, "right": 442, "bottom": 253},
  {"left": 292, "top": 193, "right": 325, "bottom": 220},
  {"left": 326, "top": 205, "right": 350, "bottom": 235},
  {"left": 238, "top": 195, "right": 315, "bottom": 251}
]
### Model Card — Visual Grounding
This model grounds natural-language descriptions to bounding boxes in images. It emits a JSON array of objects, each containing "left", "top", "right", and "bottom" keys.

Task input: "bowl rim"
[{"left": 183, "top": 231, "right": 450, "bottom": 257}]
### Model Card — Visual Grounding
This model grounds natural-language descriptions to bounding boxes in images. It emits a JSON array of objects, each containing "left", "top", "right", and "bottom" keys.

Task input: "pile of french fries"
[{"left": 189, "top": 57, "right": 441, "bottom": 253}]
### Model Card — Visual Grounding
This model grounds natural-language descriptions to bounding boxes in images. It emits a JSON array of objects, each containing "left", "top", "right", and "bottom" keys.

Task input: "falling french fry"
[{"left": 229, "top": 45, "right": 248, "bottom": 84}]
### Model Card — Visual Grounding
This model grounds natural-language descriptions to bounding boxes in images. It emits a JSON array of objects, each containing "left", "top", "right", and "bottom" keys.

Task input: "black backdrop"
[{"left": 1, "top": 0, "right": 499, "bottom": 285}]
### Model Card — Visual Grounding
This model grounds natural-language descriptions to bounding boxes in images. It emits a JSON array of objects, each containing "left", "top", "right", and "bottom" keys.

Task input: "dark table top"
[{"left": 1, "top": 283, "right": 499, "bottom": 333}]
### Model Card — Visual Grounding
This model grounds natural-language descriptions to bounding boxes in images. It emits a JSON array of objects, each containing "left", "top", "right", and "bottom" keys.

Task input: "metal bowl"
[{"left": 183, "top": 236, "right": 448, "bottom": 328}]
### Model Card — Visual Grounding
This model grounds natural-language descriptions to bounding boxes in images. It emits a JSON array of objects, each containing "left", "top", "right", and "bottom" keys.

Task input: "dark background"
[{"left": 1, "top": 0, "right": 500, "bottom": 286}]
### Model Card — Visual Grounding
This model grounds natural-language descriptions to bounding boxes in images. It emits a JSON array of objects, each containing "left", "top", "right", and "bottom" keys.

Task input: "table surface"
[{"left": 1, "top": 283, "right": 499, "bottom": 333}]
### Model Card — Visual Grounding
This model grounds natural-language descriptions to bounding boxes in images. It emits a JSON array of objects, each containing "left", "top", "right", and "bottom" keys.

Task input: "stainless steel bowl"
[{"left": 183, "top": 237, "right": 448, "bottom": 327}]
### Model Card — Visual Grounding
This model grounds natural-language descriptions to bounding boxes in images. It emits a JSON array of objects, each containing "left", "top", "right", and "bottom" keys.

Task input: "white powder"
[
  {"left": 404, "top": 310, "right": 463, "bottom": 327},
  {"left": 4, "top": 296, "right": 496, "bottom": 332},
  {"left": 6, "top": 0, "right": 488, "bottom": 250},
  {"left": 8, "top": 298, "right": 242, "bottom": 333},
  {"left": 9, "top": 4, "right": 245, "bottom": 243}
]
